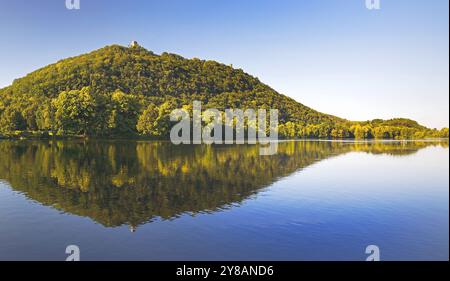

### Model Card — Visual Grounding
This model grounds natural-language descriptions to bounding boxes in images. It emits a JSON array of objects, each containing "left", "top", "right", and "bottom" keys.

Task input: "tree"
[
  {"left": 362, "top": 125, "right": 373, "bottom": 139},
  {"left": 108, "top": 90, "right": 140, "bottom": 135},
  {"left": 22, "top": 104, "right": 38, "bottom": 131},
  {"left": 52, "top": 87, "right": 97, "bottom": 136},
  {"left": 0, "top": 108, "right": 27, "bottom": 132},
  {"left": 35, "top": 104, "right": 54, "bottom": 131},
  {"left": 373, "top": 126, "right": 392, "bottom": 139},
  {"left": 439, "top": 128, "right": 449, "bottom": 138},
  {"left": 153, "top": 100, "right": 179, "bottom": 137},
  {"left": 136, "top": 104, "right": 159, "bottom": 136},
  {"left": 351, "top": 124, "right": 364, "bottom": 139}
]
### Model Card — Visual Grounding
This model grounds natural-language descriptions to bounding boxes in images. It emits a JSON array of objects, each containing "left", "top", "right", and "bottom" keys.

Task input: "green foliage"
[
  {"left": 136, "top": 104, "right": 159, "bottom": 136},
  {"left": 108, "top": 90, "right": 140, "bottom": 135},
  {"left": 0, "top": 107, "right": 27, "bottom": 132},
  {"left": 0, "top": 44, "right": 447, "bottom": 139},
  {"left": 439, "top": 128, "right": 449, "bottom": 138},
  {"left": 52, "top": 87, "right": 97, "bottom": 135}
]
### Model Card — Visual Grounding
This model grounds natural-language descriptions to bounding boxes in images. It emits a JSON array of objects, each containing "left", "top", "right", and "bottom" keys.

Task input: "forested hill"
[{"left": 0, "top": 44, "right": 448, "bottom": 139}]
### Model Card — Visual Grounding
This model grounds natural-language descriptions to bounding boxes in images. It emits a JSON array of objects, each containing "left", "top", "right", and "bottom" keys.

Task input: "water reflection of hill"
[{"left": 0, "top": 140, "right": 446, "bottom": 229}]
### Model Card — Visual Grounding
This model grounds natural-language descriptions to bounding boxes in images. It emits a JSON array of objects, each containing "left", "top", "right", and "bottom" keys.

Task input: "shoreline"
[{"left": 0, "top": 132, "right": 448, "bottom": 143}]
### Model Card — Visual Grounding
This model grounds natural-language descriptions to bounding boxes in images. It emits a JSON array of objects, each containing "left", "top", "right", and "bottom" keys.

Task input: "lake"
[{"left": 0, "top": 140, "right": 448, "bottom": 261}]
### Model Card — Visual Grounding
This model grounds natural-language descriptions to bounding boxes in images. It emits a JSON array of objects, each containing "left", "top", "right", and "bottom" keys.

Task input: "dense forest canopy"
[{"left": 0, "top": 44, "right": 448, "bottom": 139}]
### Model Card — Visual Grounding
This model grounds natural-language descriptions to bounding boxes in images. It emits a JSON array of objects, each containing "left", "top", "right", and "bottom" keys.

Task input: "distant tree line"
[{"left": 0, "top": 85, "right": 447, "bottom": 140}]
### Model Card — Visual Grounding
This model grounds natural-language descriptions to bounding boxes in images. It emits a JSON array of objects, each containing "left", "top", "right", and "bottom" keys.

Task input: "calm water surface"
[{"left": 0, "top": 140, "right": 448, "bottom": 260}]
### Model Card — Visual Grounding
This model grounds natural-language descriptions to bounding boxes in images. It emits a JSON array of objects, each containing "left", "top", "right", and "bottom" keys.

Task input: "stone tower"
[{"left": 129, "top": 41, "right": 139, "bottom": 48}]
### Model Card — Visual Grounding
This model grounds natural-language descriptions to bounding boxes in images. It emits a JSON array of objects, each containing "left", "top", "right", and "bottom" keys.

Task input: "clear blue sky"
[{"left": 0, "top": 0, "right": 448, "bottom": 128}]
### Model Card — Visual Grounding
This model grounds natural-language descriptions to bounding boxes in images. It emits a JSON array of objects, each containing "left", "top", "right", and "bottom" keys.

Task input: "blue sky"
[{"left": 0, "top": 0, "right": 448, "bottom": 128}]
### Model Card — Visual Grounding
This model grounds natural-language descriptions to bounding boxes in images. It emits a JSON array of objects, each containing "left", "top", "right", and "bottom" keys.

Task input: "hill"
[{"left": 0, "top": 44, "right": 447, "bottom": 139}]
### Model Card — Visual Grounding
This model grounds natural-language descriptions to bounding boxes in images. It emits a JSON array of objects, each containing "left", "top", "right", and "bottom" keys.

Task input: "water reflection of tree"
[{"left": 0, "top": 140, "right": 446, "bottom": 230}]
